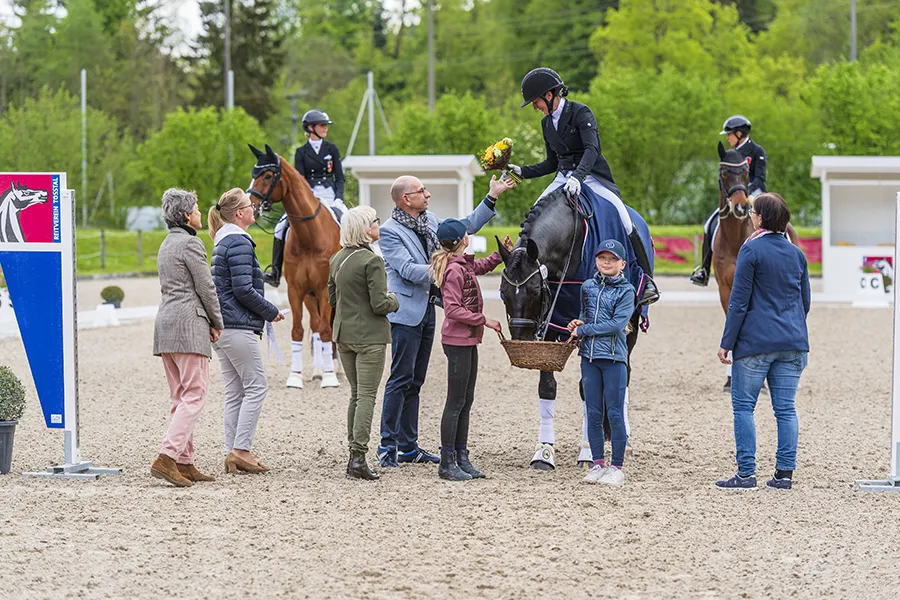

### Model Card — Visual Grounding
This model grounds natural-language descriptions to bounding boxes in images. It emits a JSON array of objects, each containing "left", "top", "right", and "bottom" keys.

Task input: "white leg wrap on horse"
[
  {"left": 312, "top": 333, "right": 323, "bottom": 369},
  {"left": 274, "top": 214, "right": 289, "bottom": 241},
  {"left": 623, "top": 387, "right": 631, "bottom": 438},
  {"left": 321, "top": 340, "right": 335, "bottom": 372},
  {"left": 581, "top": 400, "right": 589, "bottom": 444},
  {"left": 291, "top": 341, "right": 304, "bottom": 373},
  {"left": 538, "top": 398, "right": 556, "bottom": 445}
]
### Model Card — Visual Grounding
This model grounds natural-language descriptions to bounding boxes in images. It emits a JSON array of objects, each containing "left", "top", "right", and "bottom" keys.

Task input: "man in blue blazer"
[{"left": 377, "top": 174, "right": 515, "bottom": 467}]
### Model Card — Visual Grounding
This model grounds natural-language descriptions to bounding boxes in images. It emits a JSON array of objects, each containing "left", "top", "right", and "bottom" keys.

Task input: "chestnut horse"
[
  {"left": 247, "top": 144, "right": 342, "bottom": 389},
  {"left": 713, "top": 141, "right": 798, "bottom": 390}
]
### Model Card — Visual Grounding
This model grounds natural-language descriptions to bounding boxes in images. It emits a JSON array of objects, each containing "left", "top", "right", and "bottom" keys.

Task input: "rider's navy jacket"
[
  {"left": 521, "top": 99, "right": 620, "bottom": 197},
  {"left": 736, "top": 138, "right": 767, "bottom": 196},
  {"left": 294, "top": 139, "right": 345, "bottom": 199},
  {"left": 720, "top": 233, "right": 810, "bottom": 360},
  {"left": 576, "top": 273, "right": 635, "bottom": 364}
]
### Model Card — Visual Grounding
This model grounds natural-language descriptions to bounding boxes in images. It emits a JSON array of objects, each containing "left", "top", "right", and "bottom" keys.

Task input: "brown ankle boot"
[
  {"left": 151, "top": 454, "right": 193, "bottom": 487},
  {"left": 177, "top": 463, "right": 216, "bottom": 482}
]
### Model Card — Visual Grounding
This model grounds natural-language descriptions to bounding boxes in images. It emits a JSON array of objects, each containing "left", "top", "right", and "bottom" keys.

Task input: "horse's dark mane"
[{"left": 519, "top": 190, "right": 565, "bottom": 238}]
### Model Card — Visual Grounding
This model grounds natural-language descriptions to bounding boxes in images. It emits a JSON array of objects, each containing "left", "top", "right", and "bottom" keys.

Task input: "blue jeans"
[
  {"left": 731, "top": 350, "right": 808, "bottom": 475},
  {"left": 581, "top": 357, "right": 628, "bottom": 467},
  {"left": 380, "top": 304, "right": 435, "bottom": 452}
]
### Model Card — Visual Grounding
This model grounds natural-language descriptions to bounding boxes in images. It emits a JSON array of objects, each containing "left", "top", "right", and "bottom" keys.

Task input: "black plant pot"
[
  {"left": 0, "top": 420, "right": 16, "bottom": 475},
  {"left": 103, "top": 301, "right": 121, "bottom": 309}
]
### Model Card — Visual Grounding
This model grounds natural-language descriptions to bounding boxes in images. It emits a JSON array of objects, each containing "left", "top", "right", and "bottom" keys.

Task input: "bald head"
[{"left": 391, "top": 176, "right": 419, "bottom": 204}]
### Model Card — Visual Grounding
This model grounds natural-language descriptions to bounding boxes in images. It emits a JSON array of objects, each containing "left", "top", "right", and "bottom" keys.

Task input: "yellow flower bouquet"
[{"left": 477, "top": 137, "right": 522, "bottom": 184}]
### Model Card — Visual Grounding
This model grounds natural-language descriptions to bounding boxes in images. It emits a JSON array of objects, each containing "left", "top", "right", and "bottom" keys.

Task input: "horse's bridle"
[
  {"left": 247, "top": 157, "right": 324, "bottom": 222},
  {"left": 718, "top": 160, "right": 750, "bottom": 221},
  {"left": 501, "top": 254, "right": 550, "bottom": 333}
]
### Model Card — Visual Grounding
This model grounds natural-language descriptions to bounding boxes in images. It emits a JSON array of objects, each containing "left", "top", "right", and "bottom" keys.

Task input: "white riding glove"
[
  {"left": 564, "top": 176, "right": 581, "bottom": 198},
  {"left": 508, "top": 164, "right": 522, "bottom": 176}
]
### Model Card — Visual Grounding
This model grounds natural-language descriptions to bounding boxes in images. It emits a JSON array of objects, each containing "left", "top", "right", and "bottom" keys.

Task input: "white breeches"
[{"left": 539, "top": 172, "right": 634, "bottom": 234}]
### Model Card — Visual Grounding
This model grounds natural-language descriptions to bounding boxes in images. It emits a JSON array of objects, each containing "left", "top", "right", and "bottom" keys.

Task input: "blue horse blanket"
[{"left": 545, "top": 185, "right": 654, "bottom": 335}]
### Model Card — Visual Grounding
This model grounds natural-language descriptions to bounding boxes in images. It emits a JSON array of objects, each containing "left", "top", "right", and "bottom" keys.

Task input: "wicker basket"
[{"left": 497, "top": 331, "right": 578, "bottom": 372}]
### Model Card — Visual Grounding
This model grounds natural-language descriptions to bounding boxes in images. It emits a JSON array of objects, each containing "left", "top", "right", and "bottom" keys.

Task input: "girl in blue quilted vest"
[{"left": 568, "top": 239, "right": 635, "bottom": 486}]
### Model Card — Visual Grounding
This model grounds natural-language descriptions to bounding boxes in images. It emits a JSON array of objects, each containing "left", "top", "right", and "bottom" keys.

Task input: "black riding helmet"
[
  {"left": 520, "top": 68, "right": 568, "bottom": 109},
  {"left": 302, "top": 109, "right": 333, "bottom": 135},
  {"left": 720, "top": 114, "right": 752, "bottom": 136}
]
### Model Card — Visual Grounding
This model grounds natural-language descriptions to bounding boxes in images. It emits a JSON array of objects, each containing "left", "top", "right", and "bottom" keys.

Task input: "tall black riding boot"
[
  {"left": 438, "top": 449, "right": 472, "bottom": 481},
  {"left": 628, "top": 229, "right": 660, "bottom": 305},
  {"left": 347, "top": 450, "right": 380, "bottom": 481},
  {"left": 455, "top": 448, "right": 485, "bottom": 479},
  {"left": 690, "top": 225, "right": 714, "bottom": 287},
  {"left": 263, "top": 237, "right": 285, "bottom": 288}
]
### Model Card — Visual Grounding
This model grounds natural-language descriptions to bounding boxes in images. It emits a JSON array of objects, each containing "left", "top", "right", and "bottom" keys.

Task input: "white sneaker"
[
  {"left": 598, "top": 466, "right": 625, "bottom": 486},
  {"left": 583, "top": 464, "right": 607, "bottom": 484}
]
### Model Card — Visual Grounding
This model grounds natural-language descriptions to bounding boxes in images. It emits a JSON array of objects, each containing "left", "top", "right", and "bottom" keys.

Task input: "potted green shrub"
[
  {"left": 0, "top": 365, "right": 25, "bottom": 475},
  {"left": 101, "top": 285, "right": 125, "bottom": 309}
]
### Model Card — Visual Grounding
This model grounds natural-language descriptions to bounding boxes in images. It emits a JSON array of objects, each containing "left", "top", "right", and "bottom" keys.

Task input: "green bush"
[
  {"left": 100, "top": 285, "right": 125, "bottom": 304},
  {"left": 0, "top": 366, "right": 26, "bottom": 422}
]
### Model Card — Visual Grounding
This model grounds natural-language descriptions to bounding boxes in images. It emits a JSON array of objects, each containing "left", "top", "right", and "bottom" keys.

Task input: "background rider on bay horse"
[
  {"left": 509, "top": 67, "right": 659, "bottom": 306},
  {"left": 265, "top": 109, "right": 347, "bottom": 287},
  {"left": 691, "top": 115, "right": 769, "bottom": 287}
]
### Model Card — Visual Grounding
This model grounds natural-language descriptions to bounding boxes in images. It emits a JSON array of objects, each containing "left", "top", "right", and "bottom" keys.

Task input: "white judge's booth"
[{"left": 811, "top": 156, "right": 900, "bottom": 301}]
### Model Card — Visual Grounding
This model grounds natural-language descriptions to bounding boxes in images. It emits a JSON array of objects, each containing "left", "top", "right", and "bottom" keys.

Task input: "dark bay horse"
[
  {"left": 247, "top": 144, "right": 342, "bottom": 389},
  {"left": 498, "top": 188, "right": 649, "bottom": 470},
  {"left": 713, "top": 141, "right": 798, "bottom": 390}
]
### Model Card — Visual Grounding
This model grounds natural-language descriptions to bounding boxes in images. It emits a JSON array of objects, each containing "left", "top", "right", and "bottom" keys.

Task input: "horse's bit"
[
  {"left": 247, "top": 157, "right": 324, "bottom": 222},
  {"left": 717, "top": 160, "right": 750, "bottom": 221}
]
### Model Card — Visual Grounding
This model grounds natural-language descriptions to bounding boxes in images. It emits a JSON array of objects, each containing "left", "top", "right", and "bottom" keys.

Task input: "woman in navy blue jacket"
[{"left": 715, "top": 193, "right": 810, "bottom": 491}]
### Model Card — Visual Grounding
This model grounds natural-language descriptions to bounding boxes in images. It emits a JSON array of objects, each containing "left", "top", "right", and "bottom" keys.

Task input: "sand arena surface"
[{"left": 1, "top": 276, "right": 899, "bottom": 599}]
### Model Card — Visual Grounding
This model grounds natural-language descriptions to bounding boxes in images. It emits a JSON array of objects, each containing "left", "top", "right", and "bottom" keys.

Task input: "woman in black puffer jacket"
[{"left": 208, "top": 188, "right": 285, "bottom": 475}]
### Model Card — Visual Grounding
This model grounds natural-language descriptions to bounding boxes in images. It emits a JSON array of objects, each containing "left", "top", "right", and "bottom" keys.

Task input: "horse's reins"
[
  {"left": 247, "top": 156, "right": 325, "bottom": 223},
  {"left": 718, "top": 160, "right": 750, "bottom": 221},
  {"left": 503, "top": 194, "right": 582, "bottom": 341}
]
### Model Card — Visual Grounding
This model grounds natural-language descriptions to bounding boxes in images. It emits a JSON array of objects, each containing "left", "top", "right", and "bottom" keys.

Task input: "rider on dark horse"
[
  {"left": 509, "top": 67, "right": 659, "bottom": 306},
  {"left": 691, "top": 115, "right": 768, "bottom": 287},
  {"left": 265, "top": 109, "right": 347, "bottom": 287}
]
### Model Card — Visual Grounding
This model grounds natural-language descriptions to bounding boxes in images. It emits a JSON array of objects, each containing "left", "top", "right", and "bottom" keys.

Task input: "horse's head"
[
  {"left": 717, "top": 141, "right": 750, "bottom": 220},
  {"left": 247, "top": 144, "right": 286, "bottom": 217},
  {"left": 498, "top": 236, "right": 549, "bottom": 341},
  {"left": 9, "top": 182, "right": 48, "bottom": 210}
]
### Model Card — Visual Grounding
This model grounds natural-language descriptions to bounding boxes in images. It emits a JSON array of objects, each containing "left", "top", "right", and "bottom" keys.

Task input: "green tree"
[{"left": 133, "top": 106, "right": 266, "bottom": 212}]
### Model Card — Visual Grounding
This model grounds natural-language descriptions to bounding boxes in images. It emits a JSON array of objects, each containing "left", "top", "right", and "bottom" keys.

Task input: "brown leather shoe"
[
  {"left": 177, "top": 463, "right": 216, "bottom": 482},
  {"left": 225, "top": 452, "right": 267, "bottom": 474},
  {"left": 151, "top": 454, "right": 193, "bottom": 487}
]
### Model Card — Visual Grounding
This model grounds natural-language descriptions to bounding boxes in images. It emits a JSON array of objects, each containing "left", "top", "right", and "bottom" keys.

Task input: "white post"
[
  {"left": 80, "top": 69, "right": 87, "bottom": 229},
  {"left": 227, "top": 70, "right": 234, "bottom": 110},
  {"left": 367, "top": 71, "right": 376, "bottom": 155}
]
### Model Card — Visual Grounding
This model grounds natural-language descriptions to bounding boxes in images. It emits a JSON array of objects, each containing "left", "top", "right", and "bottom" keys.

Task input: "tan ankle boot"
[
  {"left": 177, "top": 463, "right": 216, "bottom": 482},
  {"left": 151, "top": 454, "right": 193, "bottom": 487}
]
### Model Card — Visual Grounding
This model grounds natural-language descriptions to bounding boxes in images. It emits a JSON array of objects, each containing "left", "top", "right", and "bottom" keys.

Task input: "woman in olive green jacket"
[{"left": 328, "top": 205, "right": 400, "bottom": 481}]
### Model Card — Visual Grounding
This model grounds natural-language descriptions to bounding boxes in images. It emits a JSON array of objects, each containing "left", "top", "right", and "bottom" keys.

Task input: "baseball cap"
[
  {"left": 595, "top": 239, "right": 626, "bottom": 260},
  {"left": 436, "top": 218, "right": 470, "bottom": 247}
]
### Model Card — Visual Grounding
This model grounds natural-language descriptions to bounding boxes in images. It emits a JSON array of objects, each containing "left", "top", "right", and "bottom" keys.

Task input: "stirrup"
[
  {"left": 638, "top": 276, "right": 660, "bottom": 306},
  {"left": 263, "top": 264, "right": 281, "bottom": 287},
  {"left": 689, "top": 266, "right": 709, "bottom": 287}
]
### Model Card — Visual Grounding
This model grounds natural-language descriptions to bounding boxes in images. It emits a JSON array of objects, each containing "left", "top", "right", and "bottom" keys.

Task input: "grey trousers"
[
  {"left": 338, "top": 343, "right": 387, "bottom": 453},
  {"left": 214, "top": 329, "right": 268, "bottom": 453}
]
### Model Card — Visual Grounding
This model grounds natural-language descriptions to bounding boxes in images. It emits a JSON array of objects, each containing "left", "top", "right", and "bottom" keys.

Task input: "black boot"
[
  {"left": 438, "top": 449, "right": 472, "bottom": 481},
  {"left": 628, "top": 229, "right": 660, "bottom": 305},
  {"left": 347, "top": 450, "right": 380, "bottom": 481},
  {"left": 690, "top": 226, "right": 714, "bottom": 287},
  {"left": 263, "top": 237, "right": 285, "bottom": 288},
  {"left": 455, "top": 448, "right": 485, "bottom": 479}
]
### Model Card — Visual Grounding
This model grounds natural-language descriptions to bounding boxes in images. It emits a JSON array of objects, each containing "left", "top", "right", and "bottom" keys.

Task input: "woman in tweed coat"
[{"left": 152, "top": 188, "right": 224, "bottom": 488}]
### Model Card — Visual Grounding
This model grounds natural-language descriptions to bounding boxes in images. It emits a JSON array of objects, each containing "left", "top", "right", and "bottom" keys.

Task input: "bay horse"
[
  {"left": 498, "top": 188, "right": 652, "bottom": 470},
  {"left": 713, "top": 141, "right": 798, "bottom": 390},
  {"left": 247, "top": 144, "right": 342, "bottom": 389}
]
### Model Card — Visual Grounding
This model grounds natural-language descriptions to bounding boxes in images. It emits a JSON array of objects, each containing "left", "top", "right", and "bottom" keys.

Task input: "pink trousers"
[{"left": 160, "top": 353, "right": 209, "bottom": 464}]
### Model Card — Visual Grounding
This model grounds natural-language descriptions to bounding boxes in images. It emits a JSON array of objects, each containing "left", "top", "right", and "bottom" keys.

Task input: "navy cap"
[
  {"left": 436, "top": 218, "right": 470, "bottom": 247},
  {"left": 595, "top": 239, "right": 626, "bottom": 260}
]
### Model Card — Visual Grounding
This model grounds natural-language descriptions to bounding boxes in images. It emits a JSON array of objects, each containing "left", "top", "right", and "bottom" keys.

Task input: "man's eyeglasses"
[{"left": 404, "top": 187, "right": 427, "bottom": 197}]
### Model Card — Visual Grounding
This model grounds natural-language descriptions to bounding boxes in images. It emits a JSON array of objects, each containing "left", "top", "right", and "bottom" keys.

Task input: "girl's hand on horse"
[
  {"left": 209, "top": 328, "right": 221, "bottom": 343},
  {"left": 502, "top": 235, "right": 514, "bottom": 252},
  {"left": 567, "top": 319, "right": 584, "bottom": 333},
  {"left": 717, "top": 348, "right": 731, "bottom": 364},
  {"left": 273, "top": 312, "right": 286, "bottom": 323},
  {"left": 489, "top": 174, "right": 517, "bottom": 198},
  {"left": 485, "top": 318, "right": 503, "bottom": 333}
]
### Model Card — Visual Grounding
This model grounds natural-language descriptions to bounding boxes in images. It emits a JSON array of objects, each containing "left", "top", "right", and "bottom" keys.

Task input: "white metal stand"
[{"left": 857, "top": 191, "right": 900, "bottom": 492}]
